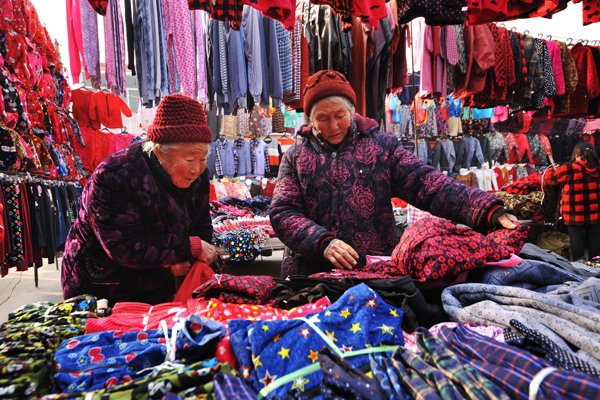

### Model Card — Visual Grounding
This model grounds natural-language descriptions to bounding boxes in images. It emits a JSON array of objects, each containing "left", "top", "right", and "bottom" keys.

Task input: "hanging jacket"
[
  {"left": 88, "top": 91, "right": 133, "bottom": 129},
  {"left": 270, "top": 115, "right": 504, "bottom": 277}
]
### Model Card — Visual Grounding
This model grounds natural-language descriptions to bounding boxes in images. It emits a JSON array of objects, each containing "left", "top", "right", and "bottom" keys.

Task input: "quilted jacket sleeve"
[
  {"left": 389, "top": 141, "right": 503, "bottom": 230},
  {"left": 269, "top": 145, "right": 334, "bottom": 257},
  {"left": 85, "top": 167, "right": 194, "bottom": 269}
]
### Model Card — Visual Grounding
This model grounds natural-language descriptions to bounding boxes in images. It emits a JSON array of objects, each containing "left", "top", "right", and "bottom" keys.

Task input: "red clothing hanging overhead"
[{"left": 88, "top": 91, "right": 133, "bottom": 129}]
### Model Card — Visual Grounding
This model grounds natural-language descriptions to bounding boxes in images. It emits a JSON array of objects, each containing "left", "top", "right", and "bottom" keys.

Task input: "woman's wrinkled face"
[
  {"left": 311, "top": 97, "right": 352, "bottom": 145},
  {"left": 157, "top": 142, "right": 209, "bottom": 189}
]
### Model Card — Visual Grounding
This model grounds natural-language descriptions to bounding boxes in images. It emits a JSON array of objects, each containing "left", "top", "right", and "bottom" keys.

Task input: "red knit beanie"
[
  {"left": 303, "top": 70, "right": 356, "bottom": 115},
  {"left": 147, "top": 94, "right": 213, "bottom": 143}
]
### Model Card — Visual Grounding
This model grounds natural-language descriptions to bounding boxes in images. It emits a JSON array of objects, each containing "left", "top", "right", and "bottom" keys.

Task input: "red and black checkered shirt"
[{"left": 543, "top": 161, "right": 600, "bottom": 226}]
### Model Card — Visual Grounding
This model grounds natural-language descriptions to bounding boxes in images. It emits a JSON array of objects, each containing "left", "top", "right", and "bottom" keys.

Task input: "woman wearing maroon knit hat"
[
  {"left": 61, "top": 94, "right": 220, "bottom": 305},
  {"left": 270, "top": 70, "right": 519, "bottom": 277}
]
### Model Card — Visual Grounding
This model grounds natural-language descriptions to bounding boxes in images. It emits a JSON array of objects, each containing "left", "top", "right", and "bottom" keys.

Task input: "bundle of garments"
[
  {"left": 0, "top": 295, "right": 96, "bottom": 398},
  {"left": 392, "top": 217, "right": 530, "bottom": 284},
  {"left": 210, "top": 196, "right": 272, "bottom": 221},
  {"left": 213, "top": 227, "right": 269, "bottom": 262},
  {"left": 0, "top": 1, "right": 86, "bottom": 180},
  {"left": 213, "top": 216, "right": 274, "bottom": 236},
  {"left": 211, "top": 180, "right": 277, "bottom": 202}
]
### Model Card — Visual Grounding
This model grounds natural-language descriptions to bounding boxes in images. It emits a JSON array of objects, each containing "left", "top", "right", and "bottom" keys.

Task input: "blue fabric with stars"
[
  {"left": 229, "top": 283, "right": 405, "bottom": 399},
  {"left": 54, "top": 314, "right": 226, "bottom": 393}
]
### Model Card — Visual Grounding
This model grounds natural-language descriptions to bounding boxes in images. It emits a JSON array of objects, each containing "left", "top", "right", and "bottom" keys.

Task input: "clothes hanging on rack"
[{"left": 0, "top": 173, "right": 82, "bottom": 277}]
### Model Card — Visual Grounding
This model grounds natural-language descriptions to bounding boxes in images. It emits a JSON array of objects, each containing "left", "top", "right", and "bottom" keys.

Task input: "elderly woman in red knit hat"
[
  {"left": 61, "top": 94, "right": 219, "bottom": 305},
  {"left": 270, "top": 70, "right": 519, "bottom": 277}
]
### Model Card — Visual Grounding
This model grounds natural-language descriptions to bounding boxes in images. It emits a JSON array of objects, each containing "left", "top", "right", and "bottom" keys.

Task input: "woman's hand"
[
  {"left": 324, "top": 239, "right": 359, "bottom": 270},
  {"left": 197, "top": 241, "right": 219, "bottom": 265},
  {"left": 496, "top": 212, "right": 519, "bottom": 229},
  {"left": 166, "top": 261, "right": 192, "bottom": 277}
]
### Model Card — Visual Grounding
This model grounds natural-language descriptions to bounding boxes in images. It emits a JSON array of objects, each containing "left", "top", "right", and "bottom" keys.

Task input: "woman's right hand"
[
  {"left": 324, "top": 239, "right": 359, "bottom": 270},
  {"left": 198, "top": 241, "right": 219, "bottom": 265}
]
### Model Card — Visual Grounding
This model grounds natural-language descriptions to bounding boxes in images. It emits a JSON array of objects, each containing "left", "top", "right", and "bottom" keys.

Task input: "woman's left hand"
[{"left": 496, "top": 212, "right": 519, "bottom": 229}]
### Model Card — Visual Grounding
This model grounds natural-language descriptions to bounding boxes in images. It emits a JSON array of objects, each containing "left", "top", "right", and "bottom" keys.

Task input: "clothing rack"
[
  {"left": 0, "top": 172, "right": 83, "bottom": 287},
  {"left": 497, "top": 23, "right": 600, "bottom": 46}
]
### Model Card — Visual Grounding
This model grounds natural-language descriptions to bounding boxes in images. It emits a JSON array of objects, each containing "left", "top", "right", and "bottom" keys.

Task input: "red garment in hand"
[{"left": 173, "top": 261, "right": 214, "bottom": 303}]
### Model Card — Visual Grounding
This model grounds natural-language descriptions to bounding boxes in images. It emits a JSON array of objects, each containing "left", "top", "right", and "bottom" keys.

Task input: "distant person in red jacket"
[{"left": 544, "top": 141, "right": 600, "bottom": 261}]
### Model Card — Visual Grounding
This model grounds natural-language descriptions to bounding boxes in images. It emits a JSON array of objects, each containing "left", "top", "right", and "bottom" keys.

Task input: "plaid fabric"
[
  {"left": 187, "top": 0, "right": 295, "bottom": 29},
  {"left": 311, "top": 0, "right": 353, "bottom": 23},
  {"left": 276, "top": 23, "right": 293, "bottom": 94},
  {"left": 394, "top": 346, "right": 470, "bottom": 398},
  {"left": 318, "top": 347, "right": 387, "bottom": 399},
  {"left": 187, "top": 0, "right": 242, "bottom": 28},
  {"left": 501, "top": 173, "right": 542, "bottom": 195},
  {"left": 414, "top": 328, "right": 511, "bottom": 399},
  {"left": 543, "top": 161, "right": 600, "bottom": 225},
  {"left": 504, "top": 319, "right": 600, "bottom": 378},
  {"left": 214, "top": 372, "right": 259, "bottom": 399},
  {"left": 283, "top": 20, "right": 302, "bottom": 103},
  {"left": 437, "top": 324, "right": 600, "bottom": 399},
  {"left": 192, "top": 274, "right": 277, "bottom": 304}
]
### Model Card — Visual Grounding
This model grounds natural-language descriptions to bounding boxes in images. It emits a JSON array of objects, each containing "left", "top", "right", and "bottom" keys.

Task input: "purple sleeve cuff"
[{"left": 189, "top": 236, "right": 203, "bottom": 258}]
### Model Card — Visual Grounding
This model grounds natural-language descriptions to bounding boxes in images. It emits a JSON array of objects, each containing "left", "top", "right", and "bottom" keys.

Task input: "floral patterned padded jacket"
[
  {"left": 269, "top": 114, "right": 504, "bottom": 277},
  {"left": 61, "top": 141, "right": 213, "bottom": 305}
]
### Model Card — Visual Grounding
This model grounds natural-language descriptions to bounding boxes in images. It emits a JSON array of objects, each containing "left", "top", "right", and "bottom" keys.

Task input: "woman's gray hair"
[
  {"left": 307, "top": 96, "right": 355, "bottom": 123},
  {"left": 142, "top": 141, "right": 210, "bottom": 157}
]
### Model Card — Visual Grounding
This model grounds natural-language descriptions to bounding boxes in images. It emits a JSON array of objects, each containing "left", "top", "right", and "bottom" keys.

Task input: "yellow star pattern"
[
  {"left": 292, "top": 376, "right": 310, "bottom": 392},
  {"left": 350, "top": 322, "right": 362, "bottom": 333},
  {"left": 273, "top": 334, "right": 281, "bottom": 343},
  {"left": 252, "top": 354, "right": 263, "bottom": 368},
  {"left": 325, "top": 330, "right": 338, "bottom": 342},
  {"left": 308, "top": 349, "right": 319, "bottom": 363},
  {"left": 389, "top": 309, "right": 399, "bottom": 318},
  {"left": 325, "top": 310, "right": 332, "bottom": 316},
  {"left": 340, "top": 308, "right": 351, "bottom": 318},
  {"left": 261, "top": 325, "right": 269, "bottom": 332},
  {"left": 378, "top": 323, "right": 394, "bottom": 335},
  {"left": 278, "top": 346, "right": 290, "bottom": 360}
]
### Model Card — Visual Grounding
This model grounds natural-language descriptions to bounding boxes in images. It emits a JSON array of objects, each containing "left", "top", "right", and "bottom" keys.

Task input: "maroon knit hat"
[
  {"left": 147, "top": 94, "right": 213, "bottom": 144},
  {"left": 303, "top": 70, "right": 356, "bottom": 115}
]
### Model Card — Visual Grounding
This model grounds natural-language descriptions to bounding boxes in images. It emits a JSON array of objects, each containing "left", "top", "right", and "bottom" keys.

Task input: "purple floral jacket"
[
  {"left": 61, "top": 141, "right": 213, "bottom": 304},
  {"left": 269, "top": 115, "right": 503, "bottom": 277}
]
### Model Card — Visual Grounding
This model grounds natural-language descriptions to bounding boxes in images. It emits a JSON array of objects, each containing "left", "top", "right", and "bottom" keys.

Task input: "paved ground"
[
  {"left": 0, "top": 260, "right": 64, "bottom": 323},
  {"left": 0, "top": 252, "right": 283, "bottom": 323}
]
